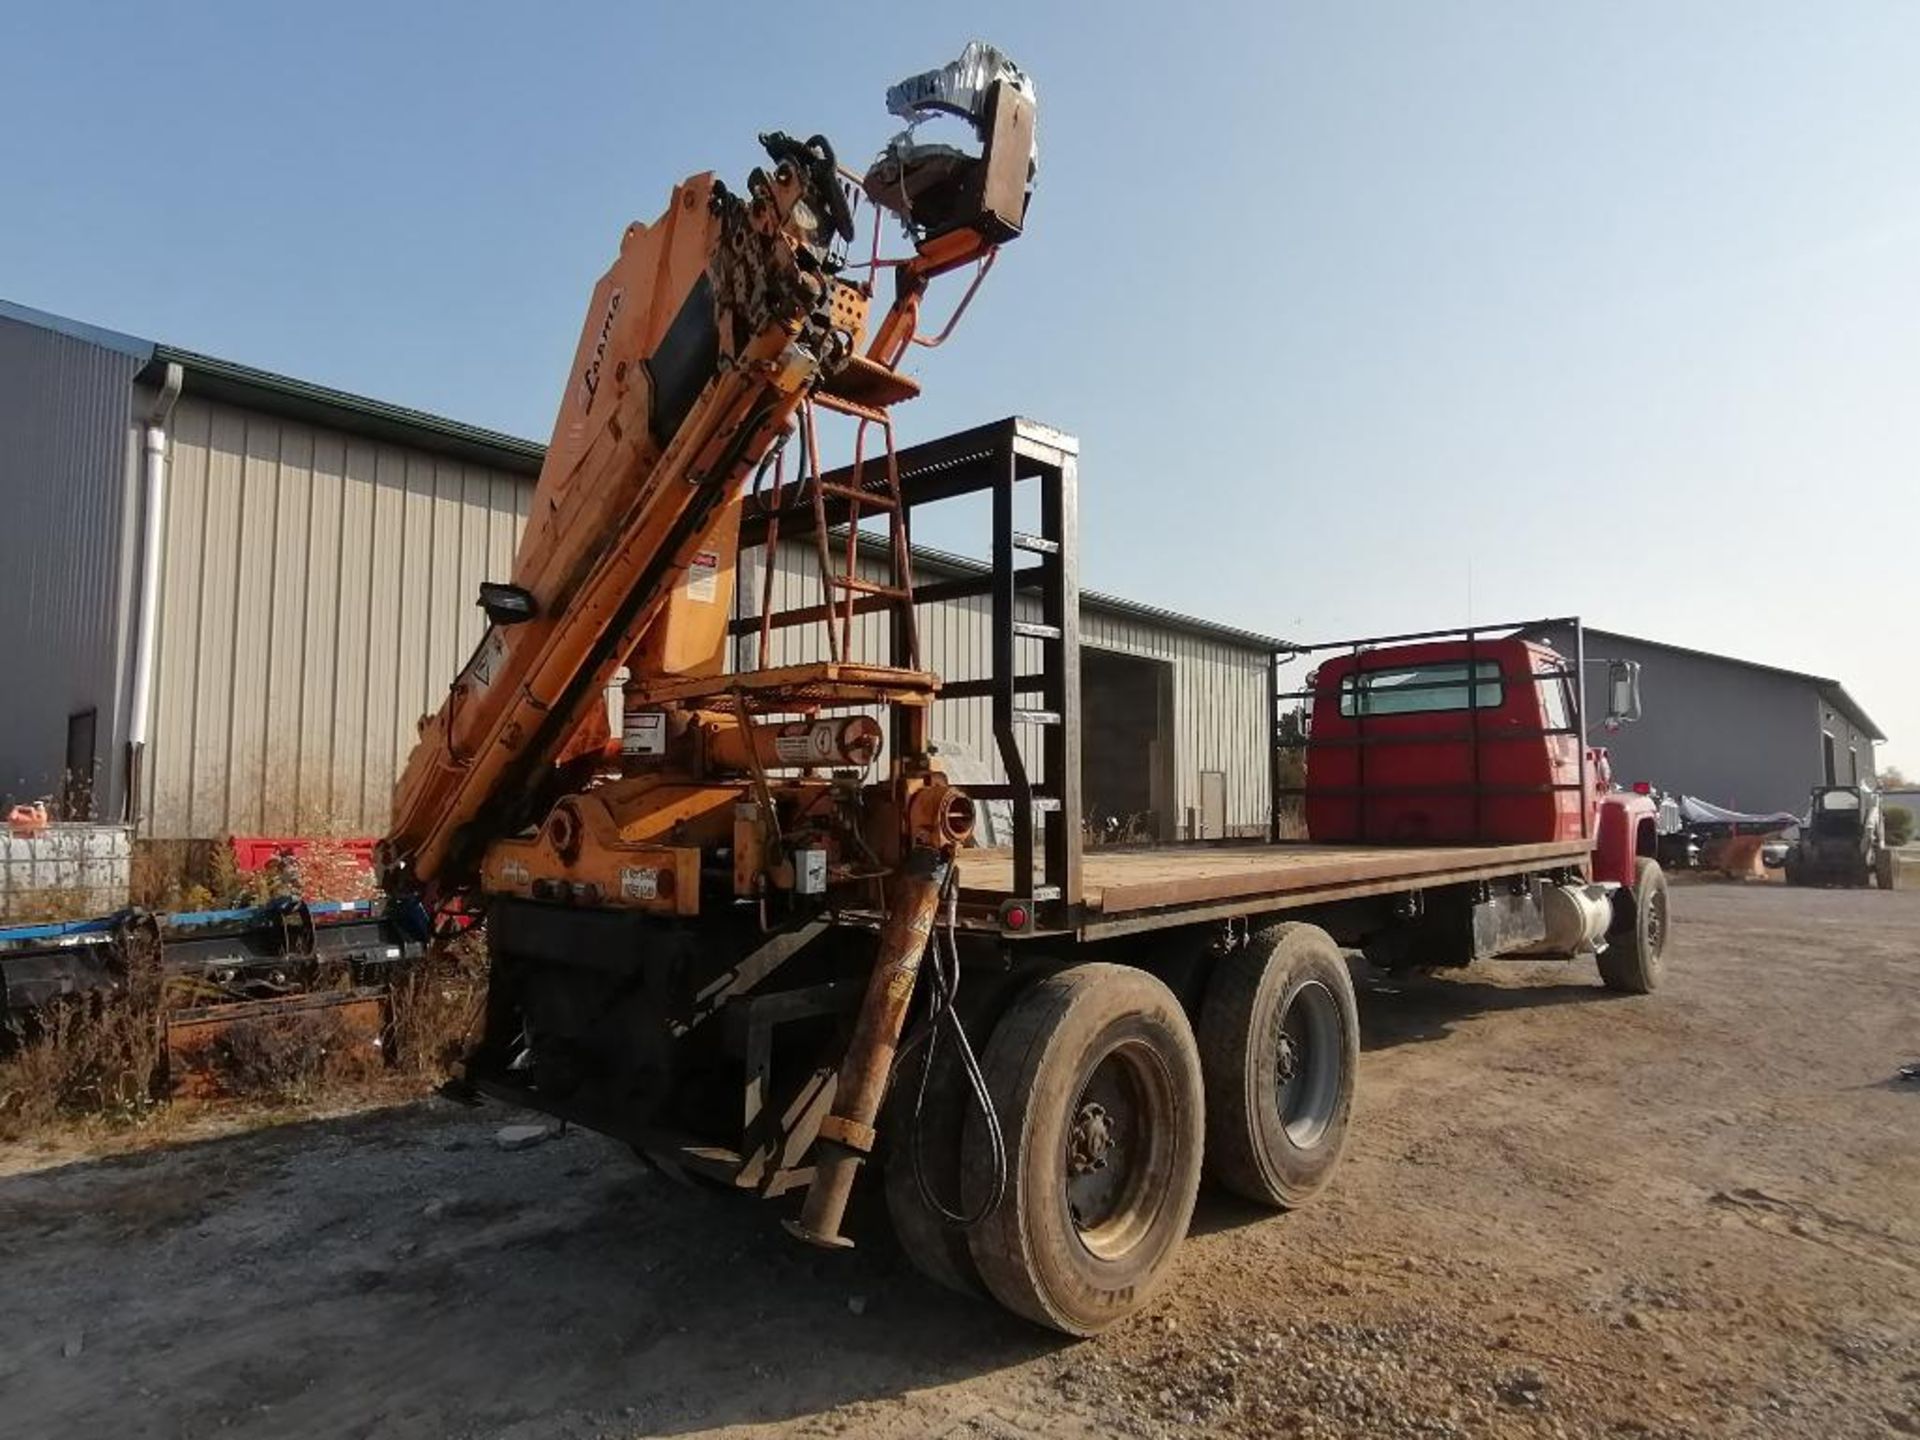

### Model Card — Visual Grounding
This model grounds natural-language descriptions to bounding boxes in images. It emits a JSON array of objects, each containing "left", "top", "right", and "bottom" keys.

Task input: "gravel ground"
[{"left": 0, "top": 883, "right": 1915, "bottom": 1439}]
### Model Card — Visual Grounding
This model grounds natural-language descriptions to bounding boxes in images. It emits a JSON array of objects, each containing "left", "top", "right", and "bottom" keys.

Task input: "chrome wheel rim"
[{"left": 1276, "top": 981, "right": 1343, "bottom": 1148}]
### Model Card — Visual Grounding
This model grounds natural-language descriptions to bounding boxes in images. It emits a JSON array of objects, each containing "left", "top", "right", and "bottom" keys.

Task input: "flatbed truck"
[
  {"left": 453, "top": 415, "right": 1668, "bottom": 1334},
  {"left": 365, "top": 51, "right": 1669, "bottom": 1335}
]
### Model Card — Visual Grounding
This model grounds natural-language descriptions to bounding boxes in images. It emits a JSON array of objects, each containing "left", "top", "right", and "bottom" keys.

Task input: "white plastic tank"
[{"left": 0, "top": 823, "right": 133, "bottom": 922}]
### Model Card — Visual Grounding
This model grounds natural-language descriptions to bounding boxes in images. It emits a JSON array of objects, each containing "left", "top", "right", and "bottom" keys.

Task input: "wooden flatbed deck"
[{"left": 959, "top": 839, "right": 1591, "bottom": 933}]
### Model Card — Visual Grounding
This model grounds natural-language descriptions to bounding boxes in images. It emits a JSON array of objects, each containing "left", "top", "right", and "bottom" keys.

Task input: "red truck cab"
[{"left": 1301, "top": 634, "right": 1656, "bottom": 888}]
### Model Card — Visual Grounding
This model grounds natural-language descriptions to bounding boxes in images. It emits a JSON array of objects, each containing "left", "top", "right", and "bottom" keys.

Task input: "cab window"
[
  {"left": 1536, "top": 665, "right": 1573, "bottom": 734},
  {"left": 1339, "top": 661, "right": 1503, "bottom": 717}
]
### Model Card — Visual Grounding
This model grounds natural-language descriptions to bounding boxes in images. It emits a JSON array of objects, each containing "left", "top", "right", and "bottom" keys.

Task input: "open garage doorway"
[{"left": 1081, "top": 648, "right": 1176, "bottom": 843}]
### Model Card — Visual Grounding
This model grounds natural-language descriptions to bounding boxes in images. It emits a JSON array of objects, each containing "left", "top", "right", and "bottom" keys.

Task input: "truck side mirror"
[{"left": 1606, "top": 659, "right": 1642, "bottom": 726}]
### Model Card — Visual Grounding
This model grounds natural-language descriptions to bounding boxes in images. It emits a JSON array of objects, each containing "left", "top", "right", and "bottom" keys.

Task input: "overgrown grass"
[
  {"left": 3, "top": 811, "right": 495, "bottom": 1146},
  {"left": 171, "top": 836, "right": 377, "bottom": 912},
  {"left": 189, "top": 1007, "right": 385, "bottom": 1104},
  {"left": 0, "top": 937, "right": 166, "bottom": 1142},
  {"left": 1, "top": 902, "right": 493, "bottom": 1145},
  {"left": 388, "top": 929, "right": 489, "bottom": 1082}
]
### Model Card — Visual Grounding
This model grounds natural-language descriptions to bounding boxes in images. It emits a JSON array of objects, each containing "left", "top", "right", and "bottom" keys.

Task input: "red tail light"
[{"left": 1632, "top": 781, "right": 1652, "bottom": 795}]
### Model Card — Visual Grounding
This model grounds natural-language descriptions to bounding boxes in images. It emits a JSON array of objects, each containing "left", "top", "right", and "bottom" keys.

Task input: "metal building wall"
[
  {"left": 1817, "top": 697, "right": 1878, "bottom": 791},
  {"left": 133, "top": 402, "right": 1262, "bottom": 841},
  {"left": 1079, "top": 605, "right": 1272, "bottom": 836},
  {"left": 1532, "top": 623, "right": 1844, "bottom": 816},
  {"left": 735, "top": 540, "right": 1271, "bottom": 835},
  {"left": 143, "top": 396, "right": 531, "bottom": 838},
  {"left": 0, "top": 312, "right": 145, "bottom": 816}
]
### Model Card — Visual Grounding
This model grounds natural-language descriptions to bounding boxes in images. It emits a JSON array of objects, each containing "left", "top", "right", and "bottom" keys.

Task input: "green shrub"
[{"left": 1886, "top": 804, "right": 1914, "bottom": 848}]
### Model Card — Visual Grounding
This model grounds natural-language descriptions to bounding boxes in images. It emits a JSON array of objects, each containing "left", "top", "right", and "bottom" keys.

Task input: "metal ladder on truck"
[{"left": 734, "top": 416, "right": 1084, "bottom": 929}]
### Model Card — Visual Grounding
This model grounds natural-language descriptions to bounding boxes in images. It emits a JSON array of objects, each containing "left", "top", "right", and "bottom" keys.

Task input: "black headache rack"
[
  {"left": 733, "top": 416, "right": 1085, "bottom": 930},
  {"left": 1268, "top": 616, "right": 1593, "bottom": 847}
]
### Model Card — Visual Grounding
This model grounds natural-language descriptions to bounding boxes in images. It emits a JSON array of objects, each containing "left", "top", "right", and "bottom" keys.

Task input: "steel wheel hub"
[
  {"left": 1275, "top": 981, "right": 1343, "bottom": 1149},
  {"left": 1068, "top": 1101, "right": 1115, "bottom": 1176},
  {"left": 1275, "top": 1032, "right": 1300, "bottom": 1084},
  {"left": 1062, "top": 1043, "right": 1178, "bottom": 1261}
]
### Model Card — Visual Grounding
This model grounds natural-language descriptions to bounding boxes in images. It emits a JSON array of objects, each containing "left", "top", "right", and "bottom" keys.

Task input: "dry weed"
[
  {"left": 281, "top": 838, "right": 378, "bottom": 904},
  {"left": 2, "top": 824, "right": 454, "bottom": 1141},
  {"left": 190, "top": 1008, "right": 383, "bottom": 1104},
  {"left": 388, "top": 928, "right": 489, "bottom": 1081},
  {"left": 136, "top": 833, "right": 377, "bottom": 914},
  {"left": 0, "top": 938, "right": 165, "bottom": 1142},
  {"left": 1083, "top": 810, "right": 1159, "bottom": 847}
]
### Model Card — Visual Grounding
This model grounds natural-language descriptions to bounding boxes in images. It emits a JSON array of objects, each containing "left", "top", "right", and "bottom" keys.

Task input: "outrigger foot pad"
[{"left": 782, "top": 1217, "right": 856, "bottom": 1251}]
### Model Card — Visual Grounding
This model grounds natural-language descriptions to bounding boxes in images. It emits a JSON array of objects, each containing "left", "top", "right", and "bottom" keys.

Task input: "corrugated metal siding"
[
  {"left": 1532, "top": 623, "right": 1843, "bottom": 816},
  {"left": 0, "top": 315, "right": 143, "bottom": 815},
  {"left": 1081, "top": 605, "right": 1272, "bottom": 835},
  {"left": 736, "top": 540, "right": 1271, "bottom": 834},
  {"left": 145, "top": 397, "right": 528, "bottom": 837},
  {"left": 138, "top": 411, "right": 1263, "bottom": 840}
]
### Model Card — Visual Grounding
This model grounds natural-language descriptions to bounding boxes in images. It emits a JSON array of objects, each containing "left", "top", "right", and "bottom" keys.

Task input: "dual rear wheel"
[
  {"left": 885, "top": 925, "right": 1358, "bottom": 1335},
  {"left": 1199, "top": 923, "right": 1360, "bottom": 1210}
]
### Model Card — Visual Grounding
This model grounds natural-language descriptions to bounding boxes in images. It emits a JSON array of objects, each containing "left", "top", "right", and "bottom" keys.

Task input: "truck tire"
[
  {"left": 882, "top": 1037, "right": 984, "bottom": 1298},
  {"left": 1197, "top": 922, "right": 1358, "bottom": 1210},
  {"left": 881, "top": 959, "right": 1041, "bottom": 1298},
  {"left": 961, "top": 963, "right": 1203, "bottom": 1336},
  {"left": 1599, "top": 856, "right": 1669, "bottom": 994}
]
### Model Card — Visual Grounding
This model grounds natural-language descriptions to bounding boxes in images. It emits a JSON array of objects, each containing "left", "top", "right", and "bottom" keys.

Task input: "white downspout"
[{"left": 126, "top": 361, "right": 183, "bottom": 830}]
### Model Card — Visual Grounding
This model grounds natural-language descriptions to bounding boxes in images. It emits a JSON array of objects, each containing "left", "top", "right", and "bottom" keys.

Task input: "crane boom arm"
[
  {"left": 382, "top": 159, "right": 850, "bottom": 899},
  {"left": 379, "top": 48, "right": 1037, "bottom": 907}
]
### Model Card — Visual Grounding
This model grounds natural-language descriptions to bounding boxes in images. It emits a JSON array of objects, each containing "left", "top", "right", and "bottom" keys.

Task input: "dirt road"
[{"left": 1, "top": 885, "right": 1916, "bottom": 1439}]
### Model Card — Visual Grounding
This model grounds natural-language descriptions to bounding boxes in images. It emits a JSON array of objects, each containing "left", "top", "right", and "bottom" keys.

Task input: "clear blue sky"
[{"left": 4, "top": 3, "right": 1915, "bottom": 770}]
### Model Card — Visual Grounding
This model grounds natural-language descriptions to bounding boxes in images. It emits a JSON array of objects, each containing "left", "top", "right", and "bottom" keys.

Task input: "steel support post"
[{"left": 785, "top": 846, "right": 948, "bottom": 1248}]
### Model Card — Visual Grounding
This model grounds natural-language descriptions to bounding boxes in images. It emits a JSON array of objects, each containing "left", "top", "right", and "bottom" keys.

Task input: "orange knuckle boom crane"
[{"left": 379, "top": 45, "right": 1037, "bottom": 1249}]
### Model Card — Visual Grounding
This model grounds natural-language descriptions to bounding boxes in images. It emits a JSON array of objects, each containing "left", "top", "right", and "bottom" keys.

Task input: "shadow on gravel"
[
  {"left": 1352, "top": 967, "right": 1621, "bottom": 1052},
  {"left": 1186, "top": 1184, "right": 1289, "bottom": 1239},
  {"left": 1871, "top": 1066, "right": 1920, "bottom": 1094},
  {"left": 1182, "top": 972, "right": 1623, "bottom": 1244},
  {"left": 0, "top": 1099, "right": 1068, "bottom": 1439},
  {"left": 460, "top": 1167, "right": 1069, "bottom": 1437}
]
